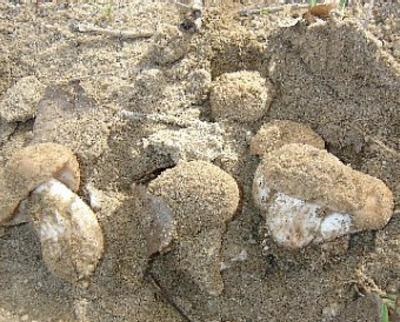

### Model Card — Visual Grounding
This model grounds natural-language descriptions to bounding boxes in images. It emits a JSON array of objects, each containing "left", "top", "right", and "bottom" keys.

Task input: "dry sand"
[{"left": 0, "top": 1, "right": 399, "bottom": 321}]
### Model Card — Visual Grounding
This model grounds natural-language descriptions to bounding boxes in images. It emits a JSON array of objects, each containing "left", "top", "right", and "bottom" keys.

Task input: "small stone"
[
  {"left": 333, "top": 294, "right": 382, "bottom": 322},
  {"left": 85, "top": 183, "right": 105, "bottom": 212},
  {"left": 0, "top": 76, "right": 46, "bottom": 123},
  {"left": 231, "top": 249, "right": 248, "bottom": 262},
  {"left": 152, "top": 25, "right": 189, "bottom": 65},
  {"left": 322, "top": 302, "right": 340, "bottom": 319},
  {"left": 143, "top": 120, "right": 228, "bottom": 163}
]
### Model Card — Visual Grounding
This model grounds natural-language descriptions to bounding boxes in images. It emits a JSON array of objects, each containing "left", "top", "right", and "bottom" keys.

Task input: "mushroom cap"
[
  {"left": 0, "top": 143, "right": 80, "bottom": 223},
  {"left": 256, "top": 143, "right": 394, "bottom": 230},
  {"left": 210, "top": 71, "right": 273, "bottom": 122},
  {"left": 147, "top": 160, "right": 240, "bottom": 237},
  {"left": 250, "top": 120, "right": 325, "bottom": 156}
]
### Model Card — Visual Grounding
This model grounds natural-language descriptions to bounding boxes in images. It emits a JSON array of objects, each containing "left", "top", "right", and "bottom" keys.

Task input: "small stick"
[
  {"left": 148, "top": 272, "right": 193, "bottom": 322},
  {"left": 69, "top": 22, "right": 153, "bottom": 40},
  {"left": 240, "top": 3, "right": 309, "bottom": 16},
  {"left": 120, "top": 110, "right": 201, "bottom": 128}
]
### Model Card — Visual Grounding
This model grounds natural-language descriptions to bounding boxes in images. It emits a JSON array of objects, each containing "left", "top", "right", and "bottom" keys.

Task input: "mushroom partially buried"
[
  {"left": 252, "top": 120, "right": 325, "bottom": 212},
  {"left": 250, "top": 120, "right": 325, "bottom": 157},
  {"left": 0, "top": 143, "right": 104, "bottom": 286},
  {"left": 210, "top": 71, "right": 274, "bottom": 123},
  {"left": 253, "top": 143, "right": 394, "bottom": 249},
  {"left": 146, "top": 160, "right": 240, "bottom": 296}
]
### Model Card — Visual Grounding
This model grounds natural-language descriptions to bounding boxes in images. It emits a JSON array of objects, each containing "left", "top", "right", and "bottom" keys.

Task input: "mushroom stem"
[{"left": 29, "top": 179, "right": 104, "bottom": 286}]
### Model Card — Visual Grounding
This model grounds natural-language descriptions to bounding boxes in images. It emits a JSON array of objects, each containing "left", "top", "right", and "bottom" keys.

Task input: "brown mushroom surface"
[
  {"left": 0, "top": 143, "right": 80, "bottom": 224},
  {"left": 147, "top": 160, "right": 240, "bottom": 295},
  {"left": 250, "top": 120, "right": 325, "bottom": 156},
  {"left": 257, "top": 143, "right": 394, "bottom": 230}
]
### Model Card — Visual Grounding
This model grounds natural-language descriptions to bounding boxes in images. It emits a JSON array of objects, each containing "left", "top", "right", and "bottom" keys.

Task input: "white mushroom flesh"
[
  {"left": 30, "top": 179, "right": 104, "bottom": 285},
  {"left": 267, "top": 193, "right": 322, "bottom": 249}
]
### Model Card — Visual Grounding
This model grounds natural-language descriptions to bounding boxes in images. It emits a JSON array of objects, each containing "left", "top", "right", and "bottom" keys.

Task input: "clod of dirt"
[
  {"left": 253, "top": 143, "right": 394, "bottom": 248},
  {"left": 142, "top": 119, "right": 232, "bottom": 163},
  {"left": 267, "top": 19, "right": 400, "bottom": 162},
  {"left": 0, "top": 120, "right": 17, "bottom": 146},
  {"left": 0, "top": 143, "right": 80, "bottom": 224},
  {"left": 210, "top": 71, "right": 274, "bottom": 122},
  {"left": 250, "top": 120, "right": 325, "bottom": 156},
  {"left": 333, "top": 294, "right": 383, "bottom": 322},
  {"left": 125, "top": 68, "right": 168, "bottom": 113},
  {"left": 32, "top": 82, "right": 110, "bottom": 163},
  {"left": 147, "top": 160, "right": 240, "bottom": 295},
  {"left": 28, "top": 179, "right": 104, "bottom": 286},
  {"left": 207, "top": 20, "right": 266, "bottom": 78},
  {"left": 185, "top": 69, "right": 212, "bottom": 104},
  {"left": 151, "top": 25, "right": 190, "bottom": 65},
  {"left": 0, "top": 76, "right": 46, "bottom": 123}
]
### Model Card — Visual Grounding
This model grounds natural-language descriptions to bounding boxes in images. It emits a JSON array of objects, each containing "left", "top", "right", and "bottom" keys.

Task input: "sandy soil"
[{"left": 0, "top": 1, "right": 399, "bottom": 321}]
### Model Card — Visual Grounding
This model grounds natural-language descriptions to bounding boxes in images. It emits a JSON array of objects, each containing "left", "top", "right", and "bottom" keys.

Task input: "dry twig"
[
  {"left": 120, "top": 109, "right": 201, "bottom": 128},
  {"left": 69, "top": 22, "right": 153, "bottom": 40},
  {"left": 239, "top": 3, "right": 309, "bottom": 16}
]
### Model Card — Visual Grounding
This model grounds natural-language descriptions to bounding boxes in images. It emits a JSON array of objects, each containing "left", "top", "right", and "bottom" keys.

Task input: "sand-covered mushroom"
[
  {"left": 253, "top": 143, "right": 394, "bottom": 249},
  {"left": 250, "top": 120, "right": 325, "bottom": 156},
  {"left": 0, "top": 143, "right": 104, "bottom": 285},
  {"left": 147, "top": 160, "right": 240, "bottom": 295},
  {"left": 0, "top": 143, "right": 80, "bottom": 223},
  {"left": 210, "top": 71, "right": 274, "bottom": 123}
]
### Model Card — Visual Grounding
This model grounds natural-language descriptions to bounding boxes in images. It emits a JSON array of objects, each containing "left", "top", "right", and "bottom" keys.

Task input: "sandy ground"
[{"left": 0, "top": 0, "right": 399, "bottom": 321}]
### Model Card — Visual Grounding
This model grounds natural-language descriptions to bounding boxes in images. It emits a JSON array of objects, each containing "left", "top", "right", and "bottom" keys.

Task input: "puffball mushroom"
[
  {"left": 0, "top": 143, "right": 104, "bottom": 285},
  {"left": 253, "top": 143, "right": 394, "bottom": 249},
  {"left": 147, "top": 161, "right": 240, "bottom": 295},
  {"left": 210, "top": 71, "right": 274, "bottom": 122}
]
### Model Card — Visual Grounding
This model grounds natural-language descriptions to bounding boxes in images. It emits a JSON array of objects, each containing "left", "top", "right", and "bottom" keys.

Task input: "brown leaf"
[{"left": 309, "top": 4, "right": 335, "bottom": 19}]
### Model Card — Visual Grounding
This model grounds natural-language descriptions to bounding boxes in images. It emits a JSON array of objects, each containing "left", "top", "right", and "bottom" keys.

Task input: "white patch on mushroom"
[
  {"left": 30, "top": 179, "right": 104, "bottom": 285},
  {"left": 34, "top": 179, "right": 72, "bottom": 198},
  {"left": 316, "top": 212, "right": 353, "bottom": 242},
  {"left": 266, "top": 193, "right": 322, "bottom": 249},
  {"left": 38, "top": 210, "right": 66, "bottom": 242}
]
